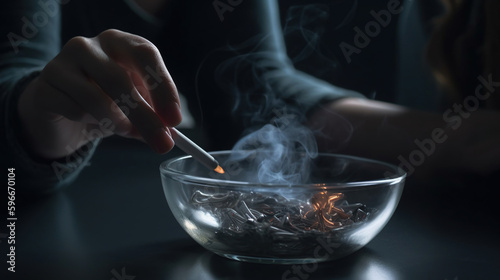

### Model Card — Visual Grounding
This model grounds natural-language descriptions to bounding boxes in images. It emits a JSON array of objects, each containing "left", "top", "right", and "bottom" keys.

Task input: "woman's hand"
[{"left": 17, "top": 29, "right": 182, "bottom": 160}]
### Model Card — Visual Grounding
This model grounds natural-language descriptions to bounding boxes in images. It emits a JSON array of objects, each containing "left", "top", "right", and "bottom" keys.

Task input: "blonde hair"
[{"left": 426, "top": 0, "right": 500, "bottom": 109}]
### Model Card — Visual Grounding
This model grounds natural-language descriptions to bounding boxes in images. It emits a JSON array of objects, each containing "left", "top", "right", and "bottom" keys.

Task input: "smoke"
[
  {"left": 213, "top": 2, "right": 359, "bottom": 185},
  {"left": 213, "top": 41, "right": 319, "bottom": 185},
  {"left": 283, "top": 4, "right": 331, "bottom": 64},
  {"left": 282, "top": 1, "right": 359, "bottom": 79},
  {"left": 282, "top": 4, "right": 338, "bottom": 78},
  {"left": 214, "top": 34, "right": 290, "bottom": 129},
  {"left": 228, "top": 111, "right": 318, "bottom": 185}
]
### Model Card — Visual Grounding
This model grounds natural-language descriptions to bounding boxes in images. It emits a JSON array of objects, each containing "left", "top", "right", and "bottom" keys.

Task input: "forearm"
[
  {"left": 0, "top": 1, "right": 97, "bottom": 192},
  {"left": 190, "top": 0, "right": 364, "bottom": 140},
  {"left": 0, "top": 70, "right": 99, "bottom": 193},
  {"left": 308, "top": 98, "right": 500, "bottom": 178}
]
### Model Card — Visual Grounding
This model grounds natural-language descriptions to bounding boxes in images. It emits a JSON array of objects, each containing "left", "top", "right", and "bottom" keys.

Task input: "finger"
[
  {"left": 129, "top": 70, "right": 153, "bottom": 106},
  {"left": 37, "top": 82, "right": 141, "bottom": 140},
  {"left": 60, "top": 36, "right": 174, "bottom": 153},
  {"left": 97, "top": 29, "right": 182, "bottom": 127},
  {"left": 33, "top": 78, "right": 93, "bottom": 123},
  {"left": 41, "top": 58, "right": 135, "bottom": 138}
]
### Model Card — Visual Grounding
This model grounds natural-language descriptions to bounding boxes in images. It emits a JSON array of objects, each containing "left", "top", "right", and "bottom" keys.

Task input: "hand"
[{"left": 17, "top": 29, "right": 182, "bottom": 159}]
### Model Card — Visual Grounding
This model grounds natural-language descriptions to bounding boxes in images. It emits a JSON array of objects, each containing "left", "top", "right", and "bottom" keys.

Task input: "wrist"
[{"left": 16, "top": 78, "right": 74, "bottom": 160}]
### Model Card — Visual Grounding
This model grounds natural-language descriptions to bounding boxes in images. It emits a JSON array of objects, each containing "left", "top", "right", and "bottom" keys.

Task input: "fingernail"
[{"left": 165, "top": 127, "right": 172, "bottom": 137}]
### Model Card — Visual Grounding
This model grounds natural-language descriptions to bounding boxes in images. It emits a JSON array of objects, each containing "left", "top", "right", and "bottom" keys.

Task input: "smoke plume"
[{"left": 213, "top": 3, "right": 358, "bottom": 185}]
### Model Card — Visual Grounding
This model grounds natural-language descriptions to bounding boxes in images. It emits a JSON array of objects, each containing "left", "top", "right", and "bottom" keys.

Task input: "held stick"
[{"left": 170, "top": 127, "right": 224, "bottom": 174}]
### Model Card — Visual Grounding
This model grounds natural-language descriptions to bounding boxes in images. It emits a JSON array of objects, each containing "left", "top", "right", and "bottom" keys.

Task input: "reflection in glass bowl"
[{"left": 160, "top": 151, "right": 405, "bottom": 264}]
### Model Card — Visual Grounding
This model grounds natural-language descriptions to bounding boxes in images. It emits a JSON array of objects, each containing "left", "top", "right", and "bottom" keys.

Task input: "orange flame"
[
  {"left": 214, "top": 165, "right": 225, "bottom": 174},
  {"left": 303, "top": 191, "right": 351, "bottom": 231}
]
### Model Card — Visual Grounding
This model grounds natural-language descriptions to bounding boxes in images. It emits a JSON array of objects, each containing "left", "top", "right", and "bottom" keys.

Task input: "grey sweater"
[{"left": 1, "top": 0, "right": 368, "bottom": 193}]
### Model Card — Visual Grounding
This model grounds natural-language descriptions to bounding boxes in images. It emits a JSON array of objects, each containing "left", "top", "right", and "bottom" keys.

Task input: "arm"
[
  {"left": 1, "top": 2, "right": 182, "bottom": 192},
  {"left": 308, "top": 98, "right": 500, "bottom": 179},
  {"left": 0, "top": 0, "right": 83, "bottom": 192},
  {"left": 187, "top": 1, "right": 499, "bottom": 181},
  {"left": 177, "top": 0, "right": 364, "bottom": 150}
]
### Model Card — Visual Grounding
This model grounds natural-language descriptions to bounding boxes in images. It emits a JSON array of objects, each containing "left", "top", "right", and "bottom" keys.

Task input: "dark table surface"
[{"left": 3, "top": 134, "right": 500, "bottom": 280}]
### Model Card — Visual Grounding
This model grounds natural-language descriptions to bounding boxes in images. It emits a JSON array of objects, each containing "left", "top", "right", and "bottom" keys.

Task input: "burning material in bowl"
[
  {"left": 160, "top": 151, "right": 405, "bottom": 264},
  {"left": 192, "top": 190, "right": 371, "bottom": 260}
]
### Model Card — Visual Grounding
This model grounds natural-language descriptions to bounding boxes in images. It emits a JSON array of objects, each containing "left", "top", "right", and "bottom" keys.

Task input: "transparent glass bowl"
[{"left": 160, "top": 151, "right": 405, "bottom": 264}]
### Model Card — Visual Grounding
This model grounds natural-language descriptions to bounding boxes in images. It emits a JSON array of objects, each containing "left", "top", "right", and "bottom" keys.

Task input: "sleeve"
[
  {"left": 177, "top": 0, "right": 365, "bottom": 150},
  {"left": 0, "top": 0, "right": 98, "bottom": 194}
]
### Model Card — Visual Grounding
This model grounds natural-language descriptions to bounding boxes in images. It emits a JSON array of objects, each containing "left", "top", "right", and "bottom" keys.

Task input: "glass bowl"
[{"left": 160, "top": 151, "right": 405, "bottom": 264}]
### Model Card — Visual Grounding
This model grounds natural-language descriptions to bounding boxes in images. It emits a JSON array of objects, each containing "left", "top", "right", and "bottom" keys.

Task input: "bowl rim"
[{"left": 160, "top": 151, "right": 406, "bottom": 190}]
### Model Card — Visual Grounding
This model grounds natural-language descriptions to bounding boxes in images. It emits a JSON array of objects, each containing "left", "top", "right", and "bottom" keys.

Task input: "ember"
[
  {"left": 303, "top": 192, "right": 352, "bottom": 231},
  {"left": 191, "top": 190, "right": 371, "bottom": 257}
]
